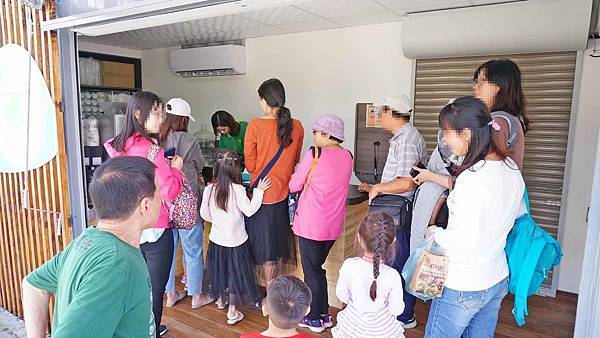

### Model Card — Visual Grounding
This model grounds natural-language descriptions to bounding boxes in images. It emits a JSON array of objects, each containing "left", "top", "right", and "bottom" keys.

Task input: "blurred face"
[
  {"left": 442, "top": 128, "right": 471, "bottom": 156},
  {"left": 380, "top": 107, "right": 394, "bottom": 131},
  {"left": 143, "top": 102, "right": 164, "bottom": 133},
  {"left": 473, "top": 69, "right": 499, "bottom": 110},
  {"left": 216, "top": 126, "right": 230, "bottom": 135},
  {"left": 312, "top": 130, "right": 330, "bottom": 147}
]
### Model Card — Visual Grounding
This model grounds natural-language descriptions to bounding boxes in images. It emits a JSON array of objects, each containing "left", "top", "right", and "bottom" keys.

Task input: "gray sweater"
[{"left": 164, "top": 131, "right": 206, "bottom": 220}]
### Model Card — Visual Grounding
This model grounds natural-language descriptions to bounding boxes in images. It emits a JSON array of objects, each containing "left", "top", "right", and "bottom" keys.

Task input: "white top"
[
  {"left": 336, "top": 257, "right": 405, "bottom": 316},
  {"left": 435, "top": 159, "right": 525, "bottom": 291},
  {"left": 200, "top": 183, "right": 264, "bottom": 247},
  {"left": 139, "top": 228, "right": 165, "bottom": 244}
]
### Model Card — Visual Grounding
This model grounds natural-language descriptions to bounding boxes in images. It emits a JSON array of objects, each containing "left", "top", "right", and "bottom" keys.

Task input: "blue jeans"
[
  {"left": 165, "top": 224, "right": 205, "bottom": 296},
  {"left": 425, "top": 277, "right": 509, "bottom": 338},
  {"left": 392, "top": 227, "right": 416, "bottom": 322}
]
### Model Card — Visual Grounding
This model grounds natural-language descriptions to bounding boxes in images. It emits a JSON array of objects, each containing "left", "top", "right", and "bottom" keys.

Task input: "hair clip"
[{"left": 488, "top": 120, "right": 501, "bottom": 131}]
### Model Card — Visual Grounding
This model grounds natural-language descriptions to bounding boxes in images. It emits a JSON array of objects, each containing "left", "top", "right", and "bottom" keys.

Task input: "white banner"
[{"left": 0, "top": 44, "right": 58, "bottom": 173}]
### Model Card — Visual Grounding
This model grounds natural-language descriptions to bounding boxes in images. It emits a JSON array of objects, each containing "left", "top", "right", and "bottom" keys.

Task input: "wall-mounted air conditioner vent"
[{"left": 169, "top": 44, "right": 245, "bottom": 77}]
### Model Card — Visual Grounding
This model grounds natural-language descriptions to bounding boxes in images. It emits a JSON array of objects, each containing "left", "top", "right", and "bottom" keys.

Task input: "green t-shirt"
[
  {"left": 219, "top": 120, "right": 247, "bottom": 159},
  {"left": 27, "top": 227, "right": 155, "bottom": 338}
]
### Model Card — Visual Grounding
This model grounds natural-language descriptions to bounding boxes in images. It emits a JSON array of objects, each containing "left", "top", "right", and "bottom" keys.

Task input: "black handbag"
[{"left": 368, "top": 194, "right": 413, "bottom": 230}]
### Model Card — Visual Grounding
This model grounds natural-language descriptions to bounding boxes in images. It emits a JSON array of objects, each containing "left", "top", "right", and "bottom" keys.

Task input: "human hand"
[
  {"left": 256, "top": 177, "right": 272, "bottom": 191},
  {"left": 425, "top": 225, "right": 438, "bottom": 238},
  {"left": 412, "top": 167, "right": 432, "bottom": 185},
  {"left": 368, "top": 185, "right": 380, "bottom": 205},
  {"left": 170, "top": 155, "right": 184, "bottom": 171},
  {"left": 358, "top": 183, "right": 372, "bottom": 193}
]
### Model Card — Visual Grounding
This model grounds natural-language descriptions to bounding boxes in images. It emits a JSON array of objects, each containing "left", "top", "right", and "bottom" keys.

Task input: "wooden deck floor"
[{"left": 161, "top": 290, "right": 577, "bottom": 338}]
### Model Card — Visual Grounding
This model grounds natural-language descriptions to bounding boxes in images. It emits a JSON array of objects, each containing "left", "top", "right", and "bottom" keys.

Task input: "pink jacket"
[
  {"left": 104, "top": 133, "right": 183, "bottom": 228},
  {"left": 289, "top": 147, "right": 353, "bottom": 241}
]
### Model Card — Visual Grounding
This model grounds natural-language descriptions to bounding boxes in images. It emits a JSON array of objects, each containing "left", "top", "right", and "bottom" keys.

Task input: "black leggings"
[{"left": 141, "top": 228, "right": 174, "bottom": 330}]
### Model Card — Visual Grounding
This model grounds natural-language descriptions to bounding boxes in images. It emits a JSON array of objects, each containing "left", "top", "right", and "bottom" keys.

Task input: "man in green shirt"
[{"left": 23, "top": 156, "right": 161, "bottom": 338}]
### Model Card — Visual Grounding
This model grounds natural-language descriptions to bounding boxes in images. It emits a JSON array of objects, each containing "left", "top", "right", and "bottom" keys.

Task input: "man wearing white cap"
[{"left": 358, "top": 94, "right": 427, "bottom": 329}]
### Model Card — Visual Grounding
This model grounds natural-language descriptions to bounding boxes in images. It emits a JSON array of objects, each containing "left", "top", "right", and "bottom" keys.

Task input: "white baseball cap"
[
  {"left": 379, "top": 94, "right": 413, "bottom": 116},
  {"left": 165, "top": 98, "right": 196, "bottom": 122}
]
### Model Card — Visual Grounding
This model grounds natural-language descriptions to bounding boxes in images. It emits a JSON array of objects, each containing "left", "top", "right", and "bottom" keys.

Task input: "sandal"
[
  {"left": 192, "top": 294, "right": 216, "bottom": 309},
  {"left": 216, "top": 298, "right": 228, "bottom": 309},
  {"left": 165, "top": 290, "right": 187, "bottom": 308},
  {"left": 227, "top": 311, "right": 244, "bottom": 325}
]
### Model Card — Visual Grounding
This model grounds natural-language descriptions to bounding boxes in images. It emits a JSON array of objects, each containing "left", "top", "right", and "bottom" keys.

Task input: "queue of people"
[{"left": 22, "top": 58, "right": 530, "bottom": 338}]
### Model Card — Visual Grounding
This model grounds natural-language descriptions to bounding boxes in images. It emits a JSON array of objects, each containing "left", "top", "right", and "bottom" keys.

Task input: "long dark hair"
[
  {"left": 474, "top": 59, "right": 529, "bottom": 132},
  {"left": 258, "top": 78, "right": 293, "bottom": 148},
  {"left": 212, "top": 150, "right": 242, "bottom": 211},
  {"left": 356, "top": 211, "right": 396, "bottom": 302},
  {"left": 439, "top": 96, "right": 510, "bottom": 174},
  {"left": 159, "top": 113, "right": 189, "bottom": 146},
  {"left": 110, "top": 91, "right": 162, "bottom": 152},
  {"left": 211, "top": 110, "right": 240, "bottom": 136}
]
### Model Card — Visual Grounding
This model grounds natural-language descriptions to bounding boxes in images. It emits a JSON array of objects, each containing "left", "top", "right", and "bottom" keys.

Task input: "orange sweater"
[{"left": 244, "top": 118, "right": 304, "bottom": 204}]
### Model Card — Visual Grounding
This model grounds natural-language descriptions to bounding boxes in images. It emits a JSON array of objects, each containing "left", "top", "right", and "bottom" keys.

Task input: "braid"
[{"left": 369, "top": 216, "right": 390, "bottom": 301}]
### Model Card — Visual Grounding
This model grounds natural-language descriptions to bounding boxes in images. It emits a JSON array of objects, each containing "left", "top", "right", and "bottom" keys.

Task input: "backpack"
[
  {"left": 169, "top": 174, "right": 198, "bottom": 230},
  {"left": 505, "top": 188, "right": 562, "bottom": 326},
  {"left": 147, "top": 144, "right": 198, "bottom": 230}
]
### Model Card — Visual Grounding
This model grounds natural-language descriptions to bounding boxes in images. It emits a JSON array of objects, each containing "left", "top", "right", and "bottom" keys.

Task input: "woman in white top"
[
  {"left": 424, "top": 96, "right": 525, "bottom": 338},
  {"left": 332, "top": 211, "right": 405, "bottom": 338},
  {"left": 200, "top": 151, "right": 271, "bottom": 325}
]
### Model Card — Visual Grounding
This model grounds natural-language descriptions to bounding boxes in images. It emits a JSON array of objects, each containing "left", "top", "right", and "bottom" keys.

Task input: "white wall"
[
  {"left": 141, "top": 22, "right": 413, "bottom": 154},
  {"left": 558, "top": 49, "right": 600, "bottom": 293}
]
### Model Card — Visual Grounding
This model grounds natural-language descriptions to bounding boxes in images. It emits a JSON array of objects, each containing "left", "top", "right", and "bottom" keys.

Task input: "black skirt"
[
  {"left": 206, "top": 240, "right": 258, "bottom": 305},
  {"left": 245, "top": 199, "right": 297, "bottom": 265}
]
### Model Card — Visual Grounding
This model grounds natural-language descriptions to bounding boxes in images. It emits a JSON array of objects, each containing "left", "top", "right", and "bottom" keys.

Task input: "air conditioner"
[{"left": 169, "top": 44, "right": 245, "bottom": 77}]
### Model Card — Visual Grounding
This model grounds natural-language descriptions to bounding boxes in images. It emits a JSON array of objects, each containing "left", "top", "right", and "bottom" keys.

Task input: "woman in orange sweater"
[{"left": 244, "top": 78, "right": 304, "bottom": 285}]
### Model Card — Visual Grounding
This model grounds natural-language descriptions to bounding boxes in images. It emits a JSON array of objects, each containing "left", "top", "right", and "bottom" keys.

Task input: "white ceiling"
[{"left": 80, "top": 0, "right": 518, "bottom": 50}]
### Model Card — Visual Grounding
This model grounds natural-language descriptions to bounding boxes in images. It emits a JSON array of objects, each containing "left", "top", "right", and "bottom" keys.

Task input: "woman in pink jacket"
[
  {"left": 105, "top": 91, "right": 183, "bottom": 337},
  {"left": 289, "top": 114, "right": 353, "bottom": 333}
]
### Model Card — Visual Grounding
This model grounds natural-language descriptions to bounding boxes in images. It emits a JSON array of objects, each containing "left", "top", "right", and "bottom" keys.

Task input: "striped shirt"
[{"left": 381, "top": 124, "right": 427, "bottom": 198}]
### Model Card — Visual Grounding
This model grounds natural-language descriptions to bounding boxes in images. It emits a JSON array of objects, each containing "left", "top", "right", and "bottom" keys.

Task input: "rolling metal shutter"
[{"left": 413, "top": 52, "right": 576, "bottom": 294}]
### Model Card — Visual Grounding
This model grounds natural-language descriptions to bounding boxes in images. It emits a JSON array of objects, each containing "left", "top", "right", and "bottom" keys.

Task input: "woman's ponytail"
[
  {"left": 276, "top": 106, "right": 293, "bottom": 148},
  {"left": 258, "top": 78, "right": 294, "bottom": 148}
]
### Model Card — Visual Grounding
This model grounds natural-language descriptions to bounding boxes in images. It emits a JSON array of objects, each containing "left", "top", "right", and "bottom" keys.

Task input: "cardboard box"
[{"left": 101, "top": 60, "right": 135, "bottom": 88}]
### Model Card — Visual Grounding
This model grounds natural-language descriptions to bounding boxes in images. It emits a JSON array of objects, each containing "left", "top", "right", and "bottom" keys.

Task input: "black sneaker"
[{"left": 159, "top": 325, "right": 168, "bottom": 336}]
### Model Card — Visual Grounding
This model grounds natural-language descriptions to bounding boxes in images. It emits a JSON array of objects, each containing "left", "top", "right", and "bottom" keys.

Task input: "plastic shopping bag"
[{"left": 402, "top": 233, "right": 448, "bottom": 301}]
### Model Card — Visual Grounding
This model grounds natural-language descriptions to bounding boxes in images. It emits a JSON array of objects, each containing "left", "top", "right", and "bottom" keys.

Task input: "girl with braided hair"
[
  {"left": 332, "top": 211, "right": 405, "bottom": 338},
  {"left": 200, "top": 150, "right": 272, "bottom": 325}
]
